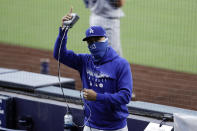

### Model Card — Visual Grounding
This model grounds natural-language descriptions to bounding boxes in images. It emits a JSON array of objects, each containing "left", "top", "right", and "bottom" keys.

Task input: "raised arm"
[{"left": 53, "top": 8, "right": 84, "bottom": 71}]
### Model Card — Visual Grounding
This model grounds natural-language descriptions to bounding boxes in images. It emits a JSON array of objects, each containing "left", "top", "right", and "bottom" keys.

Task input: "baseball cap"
[{"left": 82, "top": 26, "right": 107, "bottom": 41}]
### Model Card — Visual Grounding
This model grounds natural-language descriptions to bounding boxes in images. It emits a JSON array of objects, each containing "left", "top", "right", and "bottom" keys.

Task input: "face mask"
[{"left": 88, "top": 39, "right": 108, "bottom": 62}]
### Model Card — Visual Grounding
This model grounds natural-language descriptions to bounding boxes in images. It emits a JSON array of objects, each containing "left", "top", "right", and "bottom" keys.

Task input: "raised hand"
[{"left": 61, "top": 7, "right": 73, "bottom": 27}]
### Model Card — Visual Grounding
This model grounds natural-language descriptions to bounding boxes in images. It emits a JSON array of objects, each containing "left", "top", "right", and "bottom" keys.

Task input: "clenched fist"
[{"left": 83, "top": 89, "right": 97, "bottom": 101}]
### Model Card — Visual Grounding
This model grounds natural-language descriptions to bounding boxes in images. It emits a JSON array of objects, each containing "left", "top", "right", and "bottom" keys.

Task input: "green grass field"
[{"left": 0, "top": 0, "right": 197, "bottom": 74}]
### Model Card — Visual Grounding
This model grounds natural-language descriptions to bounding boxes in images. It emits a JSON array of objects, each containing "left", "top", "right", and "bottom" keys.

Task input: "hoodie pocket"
[{"left": 90, "top": 101, "right": 116, "bottom": 121}]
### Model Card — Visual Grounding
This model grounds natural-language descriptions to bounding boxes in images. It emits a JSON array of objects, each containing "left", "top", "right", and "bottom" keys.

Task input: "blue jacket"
[{"left": 53, "top": 28, "right": 133, "bottom": 130}]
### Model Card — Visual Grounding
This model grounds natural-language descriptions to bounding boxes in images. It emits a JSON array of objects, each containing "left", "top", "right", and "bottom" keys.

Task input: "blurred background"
[{"left": 0, "top": 0, "right": 197, "bottom": 110}]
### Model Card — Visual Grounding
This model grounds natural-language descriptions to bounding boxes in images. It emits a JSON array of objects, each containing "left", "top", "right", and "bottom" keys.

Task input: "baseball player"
[
  {"left": 54, "top": 8, "right": 132, "bottom": 131},
  {"left": 83, "top": 0, "right": 126, "bottom": 57}
]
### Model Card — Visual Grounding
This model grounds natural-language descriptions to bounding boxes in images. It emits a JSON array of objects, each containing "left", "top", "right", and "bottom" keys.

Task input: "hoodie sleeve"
[
  {"left": 53, "top": 27, "right": 84, "bottom": 71},
  {"left": 96, "top": 60, "right": 133, "bottom": 105}
]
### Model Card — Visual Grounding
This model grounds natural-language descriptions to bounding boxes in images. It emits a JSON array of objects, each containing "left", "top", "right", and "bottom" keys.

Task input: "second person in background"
[{"left": 83, "top": 0, "right": 126, "bottom": 57}]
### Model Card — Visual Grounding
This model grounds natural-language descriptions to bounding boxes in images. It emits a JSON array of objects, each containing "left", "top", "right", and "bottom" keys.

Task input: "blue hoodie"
[{"left": 53, "top": 28, "right": 133, "bottom": 130}]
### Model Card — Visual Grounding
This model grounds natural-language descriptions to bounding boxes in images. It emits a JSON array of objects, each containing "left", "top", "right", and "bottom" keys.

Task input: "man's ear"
[{"left": 98, "top": 37, "right": 106, "bottom": 42}]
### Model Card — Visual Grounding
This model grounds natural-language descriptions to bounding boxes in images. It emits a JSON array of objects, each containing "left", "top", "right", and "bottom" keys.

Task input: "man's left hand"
[{"left": 83, "top": 89, "right": 97, "bottom": 101}]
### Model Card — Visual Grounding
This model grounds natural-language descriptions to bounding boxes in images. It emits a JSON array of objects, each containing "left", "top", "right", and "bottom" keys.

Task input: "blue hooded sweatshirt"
[{"left": 53, "top": 28, "right": 133, "bottom": 130}]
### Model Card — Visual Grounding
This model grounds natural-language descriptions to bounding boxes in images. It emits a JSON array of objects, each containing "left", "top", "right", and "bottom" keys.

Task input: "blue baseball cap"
[{"left": 82, "top": 26, "right": 107, "bottom": 41}]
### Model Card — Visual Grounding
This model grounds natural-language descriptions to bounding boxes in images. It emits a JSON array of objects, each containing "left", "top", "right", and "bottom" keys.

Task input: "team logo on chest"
[{"left": 86, "top": 68, "right": 109, "bottom": 88}]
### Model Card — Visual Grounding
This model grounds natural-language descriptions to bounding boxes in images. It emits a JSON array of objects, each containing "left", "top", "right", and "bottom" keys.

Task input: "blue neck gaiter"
[{"left": 88, "top": 40, "right": 108, "bottom": 62}]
